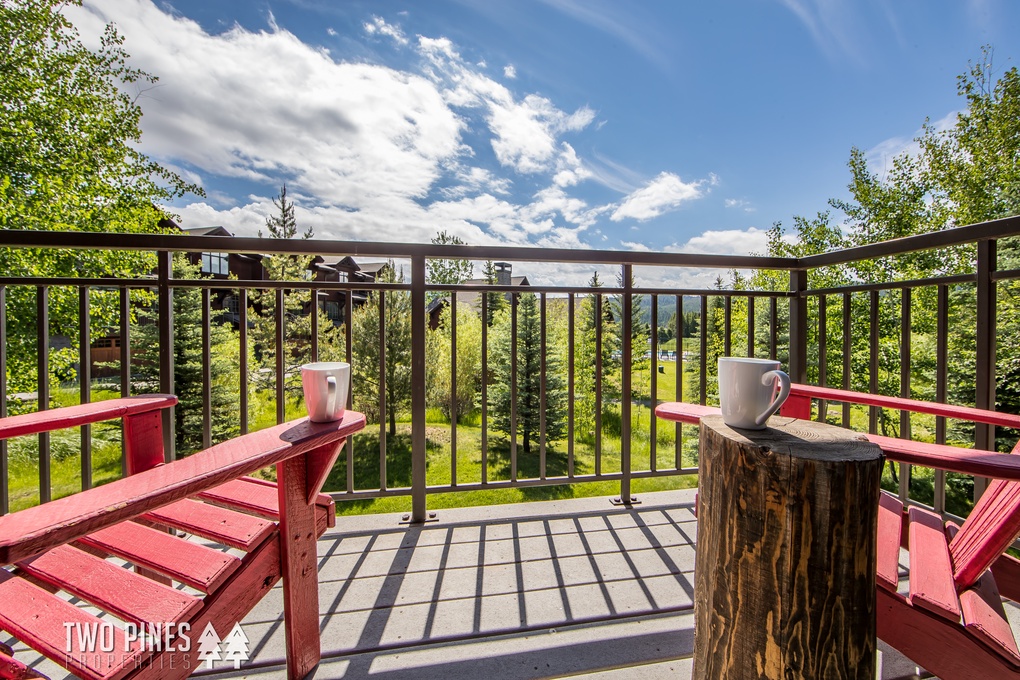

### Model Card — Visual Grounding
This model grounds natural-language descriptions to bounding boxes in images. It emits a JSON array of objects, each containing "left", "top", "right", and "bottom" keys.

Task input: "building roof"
[{"left": 183, "top": 226, "right": 233, "bottom": 237}]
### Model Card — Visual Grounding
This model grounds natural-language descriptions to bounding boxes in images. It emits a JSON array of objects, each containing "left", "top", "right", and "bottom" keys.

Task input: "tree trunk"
[{"left": 694, "top": 415, "right": 883, "bottom": 679}]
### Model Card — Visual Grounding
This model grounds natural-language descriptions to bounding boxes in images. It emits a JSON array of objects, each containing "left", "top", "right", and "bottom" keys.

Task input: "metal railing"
[{"left": 0, "top": 215, "right": 1018, "bottom": 520}]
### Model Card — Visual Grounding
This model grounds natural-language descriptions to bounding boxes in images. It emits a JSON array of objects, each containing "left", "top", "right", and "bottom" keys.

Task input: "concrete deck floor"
[{"left": 20, "top": 489, "right": 940, "bottom": 679}]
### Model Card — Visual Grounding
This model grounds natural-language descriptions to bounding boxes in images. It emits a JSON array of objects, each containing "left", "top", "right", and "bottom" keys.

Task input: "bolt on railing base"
[
  {"left": 610, "top": 496, "right": 640, "bottom": 506},
  {"left": 400, "top": 511, "right": 438, "bottom": 524}
]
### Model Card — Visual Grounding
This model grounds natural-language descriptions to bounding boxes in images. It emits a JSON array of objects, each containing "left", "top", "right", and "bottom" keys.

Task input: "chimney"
[{"left": 495, "top": 262, "right": 511, "bottom": 286}]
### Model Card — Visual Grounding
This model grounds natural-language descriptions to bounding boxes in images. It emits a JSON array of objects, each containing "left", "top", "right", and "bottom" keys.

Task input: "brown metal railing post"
[
  {"left": 157, "top": 251, "right": 175, "bottom": 461},
  {"left": 239, "top": 289, "right": 248, "bottom": 435},
  {"left": 0, "top": 287, "right": 7, "bottom": 514},
  {"left": 275, "top": 289, "right": 285, "bottom": 424},
  {"left": 899, "top": 288, "right": 912, "bottom": 500},
  {"left": 617, "top": 265, "right": 634, "bottom": 505},
  {"left": 788, "top": 270, "right": 808, "bottom": 384},
  {"left": 37, "top": 286, "right": 50, "bottom": 502},
  {"left": 120, "top": 287, "right": 131, "bottom": 476},
  {"left": 79, "top": 287, "right": 92, "bottom": 490},
  {"left": 410, "top": 255, "right": 428, "bottom": 522},
  {"left": 975, "top": 238, "right": 997, "bottom": 499},
  {"left": 201, "top": 288, "right": 212, "bottom": 449}
]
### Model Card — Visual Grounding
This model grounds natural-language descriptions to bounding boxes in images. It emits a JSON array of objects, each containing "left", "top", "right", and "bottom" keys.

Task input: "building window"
[
  {"left": 338, "top": 270, "right": 348, "bottom": 282},
  {"left": 223, "top": 295, "right": 239, "bottom": 315},
  {"left": 201, "top": 252, "right": 229, "bottom": 275},
  {"left": 324, "top": 301, "right": 342, "bottom": 321}
]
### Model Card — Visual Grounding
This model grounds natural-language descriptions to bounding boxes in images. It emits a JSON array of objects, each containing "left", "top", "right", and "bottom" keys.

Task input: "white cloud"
[
  {"left": 725, "top": 198, "right": 755, "bottom": 212},
  {"left": 776, "top": 0, "right": 864, "bottom": 63},
  {"left": 865, "top": 110, "right": 956, "bottom": 182},
  {"left": 363, "top": 15, "right": 408, "bottom": 45},
  {"left": 68, "top": 1, "right": 715, "bottom": 260},
  {"left": 504, "top": 64, "right": 517, "bottom": 79},
  {"left": 671, "top": 227, "right": 773, "bottom": 256},
  {"left": 611, "top": 172, "right": 706, "bottom": 221}
]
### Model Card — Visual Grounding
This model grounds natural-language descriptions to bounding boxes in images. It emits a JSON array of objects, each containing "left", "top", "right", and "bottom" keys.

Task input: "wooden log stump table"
[{"left": 694, "top": 415, "right": 883, "bottom": 680}]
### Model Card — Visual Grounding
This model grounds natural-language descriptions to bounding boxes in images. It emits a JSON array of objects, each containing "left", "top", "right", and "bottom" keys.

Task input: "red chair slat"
[
  {"left": 78, "top": 522, "right": 241, "bottom": 594},
  {"left": 950, "top": 479, "right": 1020, "bottom": 589},
  {"left": 142, "top": 499, "right": 275, "bottom": 551},
  {"left": 959, "top": 568, "right": 1020, "bottom": 663},
  {"left": 877, "top": 491, "right": 903, "bottom": 592},
  {"left": 0, "top": 571, "right": 143, "bottom": 680},
  {"left": 908, "top": 506, "right": 961, "bottom": 621},
  {"left": 17, "top": 545, "right": 201, "bottom": 627},
  {"left": 198, "top": 477, "right": 282, "bottom": 520}
]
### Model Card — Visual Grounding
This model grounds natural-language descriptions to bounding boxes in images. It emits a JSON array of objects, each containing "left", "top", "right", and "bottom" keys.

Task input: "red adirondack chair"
[
  {"left": 0, "top": 395, "right": 365, "bottom": 680},
  {"left": 656, "top": 384, "right": 1020, "bottom": 679}
]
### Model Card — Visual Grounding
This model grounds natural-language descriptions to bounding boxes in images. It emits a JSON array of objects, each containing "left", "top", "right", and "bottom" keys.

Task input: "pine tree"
[
  {"left": 221, "top": 624, "right": 250, "bottom": 669},
  {"left": 132, "top": 255, "right": 242, "bottom": 456},
  {"left": 426, "top": 230, "right": 473, "bottom": 302},
  {"left": 250, "top": 185, "right": 344, "bottom": 404},
  {"left": 481, "top": 260, "right": 506, "bottom": 326},
  {"left": 196, "top": 623, "right": 222, "bottom": 669},
  {"left": 490, "top": 293, "right": 566, "bottom": 453},
  {"left": 573, "top": 272, "right": 616, "bottom": 442}
]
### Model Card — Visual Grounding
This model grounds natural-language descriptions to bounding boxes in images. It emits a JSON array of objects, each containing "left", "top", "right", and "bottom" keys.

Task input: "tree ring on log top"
[{"left": 702, "top": 415, "right": 878, "bottom": 463}]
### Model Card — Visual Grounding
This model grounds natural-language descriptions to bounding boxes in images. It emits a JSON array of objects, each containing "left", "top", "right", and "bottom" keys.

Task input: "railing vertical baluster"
[
  {"left": 567, "top": 293, "right": 574, "bottom": 478},
  {"left": 275, "top": 289, "right": 285, "bottom": 425},
  {"left": 79, "top": 287, "right": 92, "bottom": 490},
  {"left": 770, "top": 296, "right": 778, "bottom": 361},
  {"left": 410, "top": 256, "right": 427, "bottom": 522},
  {"left": 675, "top": 294, "right": 682, "bottom": 470},
  {"left": 699, "top": 296, "right": 707, "bottom": 405},
  {"left": 934, "top": 284, "right": 949, "bottom": 514},
  {"left": 202, "top": 288, "right": 212, "bottom": 449},
  {"left": 120, "top": 287, "right": 131, "bottom": 477},
  {"left": 747, "top": 296, "right": 755, "bottom": 358},
  {"left": 539, "top": 292, "right": 546, "bottom": 480},
  {"left": 511, "top": 292, "right": 519, "bottom": 482},
  {"left": 650, "top": 294, "right": 658, "bottom": 474},
  {"left": 723, "top": 295, "right": 731, "bottom": 357},
  {"left": 975, "top": 238, "right": 998, "bottom": 499},
  {"left": 595, "top": 292, "right": 602, "bottom": 475},
  {"left": 378, "top": 289, "right": 387, "bottom": 490},
  {"left": 0, "top": 287, "right": 8, "bottom": 515},
  {"left": 239, "top": 289, "right": 248, "bottom": 436},
  {"left": 345, "top": 291, "right": 354, "bottom": 493},
  {"left": 899, "top": 287, "right": 912, "bottom": 501},
  {"left": 869, "top": 290, "right": 879, "bottom": 437},
  {"left": 481, "top": 293, "right": 488, "bottom": 483},
  {"left": 451, "top": 291, "right": 458, "bottom": 486},
  {"left": 311, "top": 286, "right": 319, "bottom": 362},
  {"left": 818, "top": 294, "right": 827, "bottom": 422},
  {"left": 842, "top": 292, "right": 851, "bottom": 428},
  {"left": 619, "top": 265, "right": 632, "bottom": 504},
  {"left": 37, "top": 285, "right": 50, "bottom": 503},
  {"left": 788, "top": 270, "right": 808, "bottom": 384},
  {"left": 157, "top": 251, "right": 174, "bottom": 461}
]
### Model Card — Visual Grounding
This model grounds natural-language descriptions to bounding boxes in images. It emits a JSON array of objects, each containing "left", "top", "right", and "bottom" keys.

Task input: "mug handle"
[
  {"left": 755, "top": 369, "right": 791, "bottom": 427},
  {"left": 326, "top": 375, "right": 337, "bottom": 418}
]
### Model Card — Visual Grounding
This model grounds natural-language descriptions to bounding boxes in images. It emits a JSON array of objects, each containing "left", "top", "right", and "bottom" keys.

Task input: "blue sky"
[{"left": 72, "top": 0, "right": 1020, "bottom": 284}]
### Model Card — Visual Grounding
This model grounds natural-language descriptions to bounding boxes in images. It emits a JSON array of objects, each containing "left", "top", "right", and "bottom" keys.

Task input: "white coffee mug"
[
  {"left": 718, "top": 357, "right": 791, "bottom": 430},
  {"left": 300, "top": 362, "right": 350, "bottom": 423}
]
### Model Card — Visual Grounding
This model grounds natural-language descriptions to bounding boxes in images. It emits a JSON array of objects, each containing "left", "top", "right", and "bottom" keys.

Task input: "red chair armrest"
[
  {"left": 0, "top": 411, "right": 365, "bottom": 565},
  {"left": 0, "top": 395, "right": 177, "bottom": 440}
]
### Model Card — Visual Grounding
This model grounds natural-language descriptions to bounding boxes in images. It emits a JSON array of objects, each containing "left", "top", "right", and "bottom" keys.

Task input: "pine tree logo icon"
[
  {"left": 196, "top": 623, "right": 223, "bottom": 669},
  {"left": 222, "top": 623, "right": 251, "bottom": 669}
]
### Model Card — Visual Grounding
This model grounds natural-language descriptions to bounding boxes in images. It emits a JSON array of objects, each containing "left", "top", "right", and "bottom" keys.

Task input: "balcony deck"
[
  {"left": 210, "top": 489, "right": 938, "bottom": 680},
  {"left": 10, "top": 488, "right": 994, "bottom": 679}
]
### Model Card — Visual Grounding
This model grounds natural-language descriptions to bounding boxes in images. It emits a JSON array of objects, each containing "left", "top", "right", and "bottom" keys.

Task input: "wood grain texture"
[
  {"left": 16, "top": 544, "right": 201, "bottom": 627},
  {"left": 142, "top": 499, "right": 275, "bottom": 551},
  {"left": 877, "top": 586, "right": 1020, "bottom": 678},
  {"left": 123, "top": 410, "right": 165, "bottom": 475},
  {"left": 0, "top": 396, "right": 176, "bottom": 441},
  {"left": 693, "top": 415, "right": 882, "bottom": 679},
  {"left": 278, "top": 450, "right": 322, "bottom": 679},
  {"left": 906, "top": 506, "right": 960, "bottom": 621},
  {"left": 77, "top": 521, "right": 241, "bottom": 593}
]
